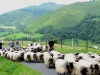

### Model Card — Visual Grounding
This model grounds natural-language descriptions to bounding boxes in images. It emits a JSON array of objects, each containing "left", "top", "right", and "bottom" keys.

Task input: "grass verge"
[{"left": 0, "top": 56, "right": 42, "bottom": 75}]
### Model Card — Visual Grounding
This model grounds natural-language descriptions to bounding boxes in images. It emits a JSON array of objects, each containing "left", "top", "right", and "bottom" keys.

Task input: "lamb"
[{"left": 55, "top": 59, "right": 69, "bottom": 75}]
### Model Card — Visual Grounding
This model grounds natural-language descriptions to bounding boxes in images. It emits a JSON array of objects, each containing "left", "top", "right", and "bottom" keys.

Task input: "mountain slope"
[
  {"left": 0, "top": 2, "right": 64, "bottom": 30},
  {"left": 25, "top": 1, "right": 100, "bottom": 33}
]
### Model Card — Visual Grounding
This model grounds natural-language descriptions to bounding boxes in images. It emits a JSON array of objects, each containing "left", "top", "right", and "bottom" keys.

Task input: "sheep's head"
[
  {"left": 74, "top": 53, "right": 79, "bottom": 56},
  {"left": 58, "top": 54, "right": 65, "bottom": 59},
  {"left": 49, "top": 57, "right": 53, "bottom": 64},
  {"left": 66, "top": 62, "right": 74, "bottom": 73},
  {"left": 91, "top": 55, "right": 95, "bottom": 58},
  {"left": 94, "top": 64, "right": 100, "bottom": 75},
  {"left": 50, "top": 53, "right": 53, "bottom": 57},
  {"left": 40, "top": 54, "right": 44, "bottom": 61},
  {"left": 33, "top": 53, "right": 37, "bottom": 60},
  {"left": 80, "top": 66, "right": 88, "bottom": 75},
  {"left": 27, "top": 54, "right": 31, "bottom": 61}
]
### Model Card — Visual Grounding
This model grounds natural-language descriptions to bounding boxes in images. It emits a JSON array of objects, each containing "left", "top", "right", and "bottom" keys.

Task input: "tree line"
[{"left": 36, "top": 14, "right": 100, "bottom": 44}]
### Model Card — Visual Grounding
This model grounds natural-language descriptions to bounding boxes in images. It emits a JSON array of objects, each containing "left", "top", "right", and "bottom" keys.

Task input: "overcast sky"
[{"left": 0, "top": 0, "right": 90, "bottom": 15}]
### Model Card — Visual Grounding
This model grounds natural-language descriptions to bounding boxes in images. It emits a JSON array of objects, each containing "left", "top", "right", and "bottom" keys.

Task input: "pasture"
[{"left": 3, "top": 40, "right": 100, "bottom": 54}]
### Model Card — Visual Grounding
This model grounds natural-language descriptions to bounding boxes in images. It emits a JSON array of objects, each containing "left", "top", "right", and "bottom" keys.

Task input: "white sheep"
[
  {"left": 12, "top": 50, "right": 25, "bottom": 62},
  {"left": 42, "top": 45, "right": 48, "bottom": 52},
  {"left": 36, "top": 52, "right": 44, "bottom": 62},
  {"left": 71, "top": 59, "right": 95, "bottom": 75},
  {"left": 43, "top": 52, "right": 53, "bottom": 68},
  {"left": 64, "top": 53, "right": 77, "bottom": 62},
  {"left": 0, "top": 50, "right": 5, "bottom": 56},
  {"left": 7, "top": 51, "right": 14, "bottom": 60},
  {"left": 50, "top": 51, "right": 61, "bottom": 55},
  {"left": 55, "top": 59, "right": 68, "bottom": 75},
  {"left": 12, "top": 52, "right": 20, "bottom": 62},
  {"left": 24, "top": 52, "right": 36, "bottom": 62},
  {"left": 36, "top": 43, "right": 42, "bottom": 52}
]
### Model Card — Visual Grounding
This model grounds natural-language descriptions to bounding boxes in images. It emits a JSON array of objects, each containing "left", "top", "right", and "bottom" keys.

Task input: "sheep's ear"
[
  {"left": 90, "top": 64, "right": 95, "bottom": 69},
  {"left": 75, "top": 59, "right": 79, "bottom": 62},
  {"left": 50, "top": 53, "right": 53, "bottom": 57},
  {"left": 94, "top": 64, "right": 99, "bottom": 70},
  {"left": 91, "top": 55, "right": 95, "bottom": 58},
  {"left": 80, "top": 66, "right": 85, "bottom": 71}
]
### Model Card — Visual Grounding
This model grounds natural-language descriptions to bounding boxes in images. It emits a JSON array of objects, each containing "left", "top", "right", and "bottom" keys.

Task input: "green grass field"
[
  {"left": 4, "top": 39, "right": 100, "bottom": 54},
  {"left": 0, "top": 32, "right": 44, "bottom": 40},
  {"left": 0, "top": 57, "right": 42, "bottom": 75}
]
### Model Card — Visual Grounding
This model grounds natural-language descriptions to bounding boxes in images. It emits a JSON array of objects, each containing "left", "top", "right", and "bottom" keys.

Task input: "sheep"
[
  {"left": 50, "top": 51, "right": 61, "bottom": 56},
  {"left": 55, "top": 59, "right": 69, "bottom": 75},
  {"left": 0, "top": 50, "right": 5, "bottom": 56},
  {"left": 12, "top": 50, "right": 25, "bottom": 62},
  {"left": 43, "top": 52, "right": 53, "bottom": 68},
  {"left": 64, "top": 53, "right": 77, "bottom": 62},
  {"left": 24, "top": 52, "right": 30, "bottom": 62},
  {"left": 52, "top": 53, "right": 65, "bottom": 67},
  {"left": 7, "top": 51, "right": 14, "bottom": 60},
  {"left": 5, "top": 50, "right": 9, "bottom": 57},
  {"left": 30, "top": 45, "right": 38, "bottom": 53},
  {"left": 24, "top": 52, "right": 36, "bottom": 62},
  {"left": 36, "top": 52, "right": 44, "bottom": 62},
  {"left": 42, "top": 45, "right": 48, "bottom": 52},
  {"left": 18, "top": 50, "right": 25, "bottom": 61},
  {"left": 12, "top": 52, "right": 20, "bottom": 62},
  {"left": 71, "top": 59, "right": 97, "bottom": 75},
  {"left": 36, "top": 43, "right": 42, "bottom": 52}
]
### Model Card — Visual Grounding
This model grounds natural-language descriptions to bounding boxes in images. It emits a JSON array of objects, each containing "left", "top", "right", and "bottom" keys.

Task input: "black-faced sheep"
[{"left": 55, "top": 59, "right": 69, "bottom": 75}]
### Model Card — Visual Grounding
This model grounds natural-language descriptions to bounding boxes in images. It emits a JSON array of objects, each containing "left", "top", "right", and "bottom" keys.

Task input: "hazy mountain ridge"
[{"left": 0, "top": 2, "right": 64, "bottom": 31}]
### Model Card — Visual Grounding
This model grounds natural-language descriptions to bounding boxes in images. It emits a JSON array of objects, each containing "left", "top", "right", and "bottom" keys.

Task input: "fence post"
[
  {"left": 46, "top": 38, "right": 47, "bottom": 46},
  {"left": 22, "top": 37, "right": 23, "bottom": 44},
  {"left": 61, "top": 39, "right": 62, "bottom": 49},
  {"left": 86, "top": 37, "right": 88, "bottom": 50},
  {"left": 72, "top": 38, "right": 74, "bottom": 49}
]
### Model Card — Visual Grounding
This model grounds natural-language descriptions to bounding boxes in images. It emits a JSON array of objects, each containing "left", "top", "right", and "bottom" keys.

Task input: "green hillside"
[
  {"left": 0, "top": 2, "right": 64, "bottom": 31},
  {"left": 25, "top": 1, "right": 100, "bottom": 33}
]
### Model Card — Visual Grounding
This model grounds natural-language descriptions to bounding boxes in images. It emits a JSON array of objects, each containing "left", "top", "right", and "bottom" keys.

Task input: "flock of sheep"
[{"left": 0, "top": 43, "right": 100, "bottom": 75}]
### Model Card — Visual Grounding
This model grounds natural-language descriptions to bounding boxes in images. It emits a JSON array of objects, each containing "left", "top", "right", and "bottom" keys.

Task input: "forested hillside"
[
  {"left": 25, "top": 0, "right": 100, "bottom": 33},
  {"left": 24, "top": 0, "right": 100, "bottom": 44},
  {"left": 0, "top": 2, "right": 64, "bottom": 31},
  {"left": 36, "top": 14, "right": 100, "bottom": 44}
]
